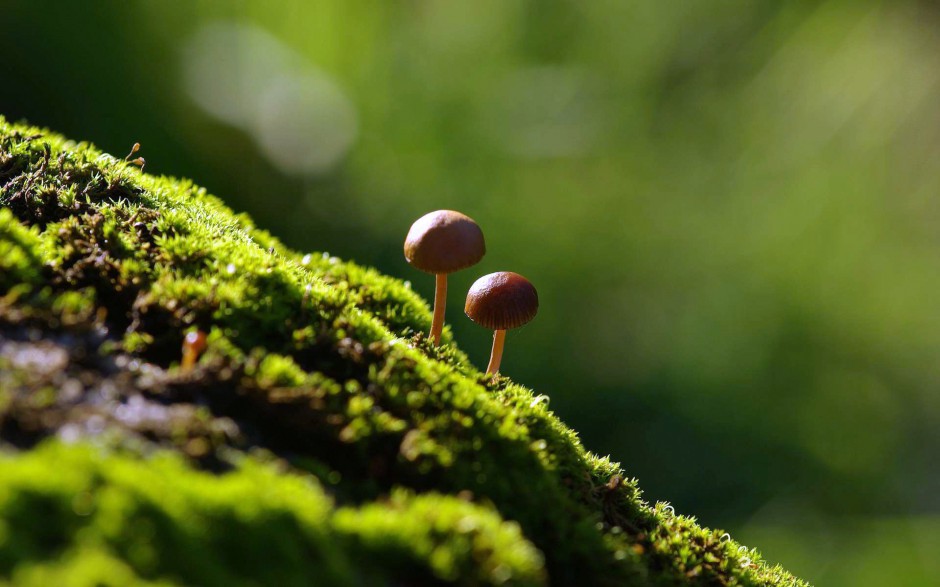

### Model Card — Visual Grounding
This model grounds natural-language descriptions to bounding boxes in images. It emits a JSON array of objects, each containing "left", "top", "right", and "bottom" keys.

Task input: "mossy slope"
[{"left": 0, "top": 117, "right": 807, "bottom": 586}]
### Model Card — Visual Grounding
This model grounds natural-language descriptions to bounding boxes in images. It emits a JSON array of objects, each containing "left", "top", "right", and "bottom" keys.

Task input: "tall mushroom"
[
  {"left": 465, "top": 272, "right": 538, "bottom": 375},
  {"left": 405, "top": 210, "right": 485, "bottom": 345}
]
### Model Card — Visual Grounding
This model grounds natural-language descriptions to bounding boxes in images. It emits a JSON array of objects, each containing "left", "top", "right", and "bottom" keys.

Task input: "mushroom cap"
[
  {"left": 465, "top": 272, "right": 538, "bottom": 330},
  {"left": 183, "top": 330, "right": 207, "bottom": 353},
  {"left": 404, "top": 210, "right": 485, "bottom": 274}
]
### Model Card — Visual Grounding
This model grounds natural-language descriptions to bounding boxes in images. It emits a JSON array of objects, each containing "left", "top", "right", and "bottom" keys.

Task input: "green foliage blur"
[{"left": 2, "top": 1, "right": 938, "bottom": 584}]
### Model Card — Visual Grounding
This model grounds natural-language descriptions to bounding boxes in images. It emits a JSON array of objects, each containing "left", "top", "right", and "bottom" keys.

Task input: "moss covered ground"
[{"left": 0, "top": 117, "right": 808, "bottom": 586}]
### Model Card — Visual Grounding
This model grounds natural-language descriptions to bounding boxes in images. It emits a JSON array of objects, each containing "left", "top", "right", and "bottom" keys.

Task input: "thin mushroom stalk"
[
  {"left": 429, "top": 273, "right": 448, "bottom": 345},
  {"left": 486, "top": 329, "right": 506, "bottom": 374}
]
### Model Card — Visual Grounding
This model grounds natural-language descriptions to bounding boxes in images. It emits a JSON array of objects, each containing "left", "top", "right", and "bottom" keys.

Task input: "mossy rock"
[{"left": 0, "top": 117, "right": 808, "bottom": 586}]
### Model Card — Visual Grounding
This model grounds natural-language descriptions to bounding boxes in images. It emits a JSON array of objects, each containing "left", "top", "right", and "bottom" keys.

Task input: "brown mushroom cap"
[
  {"left": 404, "top": 210, "right": 485, "bottom": 274},
  {"left": 465, "top": 272, "right": 538, "bottom": 330}
]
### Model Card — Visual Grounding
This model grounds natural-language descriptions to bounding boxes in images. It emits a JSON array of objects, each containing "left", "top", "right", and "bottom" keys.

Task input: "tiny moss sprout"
[
  {"left": 404, "top": 210, "right": 485, "bottom": 345},
  {"left": 464, "top": 271, "right": 538, "bottom": 375},
  {"left": 124, "top": 141, "right": 145, "bottom": 171}
]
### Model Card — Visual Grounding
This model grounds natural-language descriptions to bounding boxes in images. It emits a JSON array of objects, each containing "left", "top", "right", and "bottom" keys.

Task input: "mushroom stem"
[
  {"left": 180, "top": 331, "right": 207, "bottom": 373},
  {"left": 486, "top": 329, "right": 506, "bottom": 375},
  {"left": 429, "top": 273, "right": 448, "bottom": 345},
  {"left": 181, "top": 349, "right": 198, "bottom": 373}
]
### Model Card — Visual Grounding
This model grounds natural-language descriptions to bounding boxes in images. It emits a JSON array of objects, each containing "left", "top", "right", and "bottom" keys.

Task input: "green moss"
[
  {"left": 0, "top": 442, "right": 543, "bottom": 586},
  {"left": 0, "top": 208, "right": 42, "bottom": 290},
  {"left": 0, "top": 116, "right": 808, "bottom": 586},
  {"left": 334, "top": 489, "right": 546, "bottom": 585}
]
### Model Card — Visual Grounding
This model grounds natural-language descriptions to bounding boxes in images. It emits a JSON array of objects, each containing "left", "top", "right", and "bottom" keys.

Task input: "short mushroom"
[
  {"left": 465, "top": 272, "right": 538, "bottom": 375},
  {"left": 181, "top": 330, "right": 207, "bottom": 373},
  {"left": 405, "top": 210, "right": 485, "bottom": 345}
]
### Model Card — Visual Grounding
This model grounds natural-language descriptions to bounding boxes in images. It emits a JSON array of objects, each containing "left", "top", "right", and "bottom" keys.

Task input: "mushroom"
[
  {"left": 465, "top": 272, "right": 538, "bottom": 375},
  {"left": 181, "top": 330, "right": 207, "bottom": 373},
  {"left": 405, "top": 210, "right": 485, "bottom": 345}
]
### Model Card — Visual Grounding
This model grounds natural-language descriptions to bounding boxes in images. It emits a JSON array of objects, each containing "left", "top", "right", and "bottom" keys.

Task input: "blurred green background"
[{"left": 3, "top": 1, "right": 940, "bottom": 583}]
